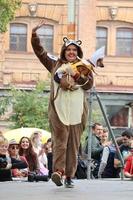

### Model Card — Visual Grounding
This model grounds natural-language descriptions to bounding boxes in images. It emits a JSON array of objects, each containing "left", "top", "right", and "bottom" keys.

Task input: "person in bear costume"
[{"left": 31, "top": 20, "right": 96, "bottom": 188}]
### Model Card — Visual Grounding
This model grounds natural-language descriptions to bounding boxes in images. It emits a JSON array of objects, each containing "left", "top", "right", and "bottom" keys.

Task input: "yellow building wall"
[
  {"left": 95, "top": 0, "right": 133, "bottom": 90},
  {"left": 0, "top": 0, "right": 68, "bottom": 87},
  {"left": 0, "top": 0, "right": 133, "bottom": 91}
]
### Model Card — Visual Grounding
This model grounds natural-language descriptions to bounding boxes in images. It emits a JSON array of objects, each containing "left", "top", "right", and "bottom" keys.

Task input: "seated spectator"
[
  {"left": 30, "top": 132, "right": 49, "bottom": 176},
  {"left": 114, "top": 129, "right": 133, "bottom": 169},
  {"left": 8, "top": 139, "right": 28, "bottom": 177},
  {"left": 30, "top": 131, "right": 42, "bottom": 155},
  {"left": 19, "top": 136, "right": 48, "bottom": 177},
  {"left": 124, "top": 142, "right": 133, "bottom": 179},
  {"left": 100, "top": 128, "right": 110, "bottom": 146},
  {"left": 85, "top": 123, "right": 104, "bottom": 178},
  {"left": 98, "top": 143, "right": 120, "bottom": 178},
  {"left": 38, "top": 143, "right": 49, "bottom": 176},
  {"left": 115, "top": 136, "right": 123, "bottom": 146},
  {"left": 46, "top": 138, "right": 53, "bottom": 178},
  {"left": 0, "top": 136, "right": 28, "bottom": 182},
  {"left": 19, "top": 136, "right": 39, "bottom": 173}
]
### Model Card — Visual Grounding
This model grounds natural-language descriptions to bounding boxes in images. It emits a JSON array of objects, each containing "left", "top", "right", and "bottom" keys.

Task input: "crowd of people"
[
  {"left": 0, "top": 21, "right": 133, "bottom": 188},
  {"left": 84, "top": 123, "right": 133, "bottom": 179},
  {"left": 0, "top": 131, "right": 52, "bottom": 182},
  {"left": 0, "top": 124, "right": 133, "bottom": 184}
]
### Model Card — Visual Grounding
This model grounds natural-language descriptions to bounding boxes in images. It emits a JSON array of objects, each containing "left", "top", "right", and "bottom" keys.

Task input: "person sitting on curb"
[
  {"left": 0, "top": 136, "right": 28, "bottom": 182},
  {"left": 124, "top": 141, "right": 133, "bottom": 179},
  {"left": 8, "top": 139, "right": 28, "bottom": 178}
]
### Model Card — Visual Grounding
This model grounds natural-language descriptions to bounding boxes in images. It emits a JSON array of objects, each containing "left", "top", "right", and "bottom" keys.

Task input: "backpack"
[{"left": 75, "top": 157, "right": 87, "bottom": 179}]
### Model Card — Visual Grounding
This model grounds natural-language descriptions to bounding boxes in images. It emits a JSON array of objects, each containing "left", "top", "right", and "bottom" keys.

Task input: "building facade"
[{"left": 0, "top": 0, "right": 133, "bottom": 130}]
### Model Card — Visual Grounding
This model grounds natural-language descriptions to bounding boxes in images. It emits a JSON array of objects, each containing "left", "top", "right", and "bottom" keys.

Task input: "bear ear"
[
  {"left": 76, "top": 40, "right": 82, "bottom": 45},
  {"left": 63, "top": 37, "right": 69, "bottom": 43}
]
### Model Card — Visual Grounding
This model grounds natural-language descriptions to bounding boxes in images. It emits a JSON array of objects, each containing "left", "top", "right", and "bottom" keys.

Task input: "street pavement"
[{"left": 0, "top": 178, "right": 133, "bottom": 200}]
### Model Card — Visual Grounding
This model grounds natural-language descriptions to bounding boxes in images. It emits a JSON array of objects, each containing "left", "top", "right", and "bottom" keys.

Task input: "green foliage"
[
  {"left": 8, "top": 83, "right": 50, "bottom": 130},
  {"left": 81, "top": 101, "right": 105, "bottom": 147},
  {"left": 0, "top": 96, "right": 10, "bottom": 115},
  {"left": 91, "top": 102, "right": 105, "bottom": 125},
  {"left": 0, "top": 0, "right": 21, "bottom": 33}
]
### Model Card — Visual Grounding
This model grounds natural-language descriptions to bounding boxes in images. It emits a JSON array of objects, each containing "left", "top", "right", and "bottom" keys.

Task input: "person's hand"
[
  {"left": 0, "top": 157, "right": 8, "bottom": 168},
  {"left": 60, "top": 74, "right": 76, "bottom": 91},
  {"left": 102, "top": 141, "right": 112, "bottom": 147},
  {"left": 15, "top": 170, "right": 23, "bottom": 177},
  {"left": 32, "top": 19, "right": 46, "bottom": 33}
]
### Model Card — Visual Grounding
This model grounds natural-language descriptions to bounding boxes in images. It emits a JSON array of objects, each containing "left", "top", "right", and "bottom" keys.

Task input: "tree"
[
  {"left": 7, "top": 82, "right": 50, "bottom": 130},
  {"left": 0, "top": 0, "right": 21, "bottom": 33},
  {"left": 0, "top": 96, "right": 10, "bottom": 115},
  {"left": 81, "top": 101, "right": 105, "bottom": 146}
]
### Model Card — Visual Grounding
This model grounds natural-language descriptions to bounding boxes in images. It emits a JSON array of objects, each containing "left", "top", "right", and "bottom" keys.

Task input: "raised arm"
[{"left": 31, "top": 20, "right": 57, "bottom": 73}]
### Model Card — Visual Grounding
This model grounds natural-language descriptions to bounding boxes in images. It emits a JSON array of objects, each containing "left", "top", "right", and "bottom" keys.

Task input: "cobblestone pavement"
[{"left": 0, "top": 179, "right": 133, "bottom": 200}]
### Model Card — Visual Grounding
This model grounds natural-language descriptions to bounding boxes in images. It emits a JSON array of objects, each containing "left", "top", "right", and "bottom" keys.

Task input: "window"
[
  {"left": 37, "top": 25, "right": 53, "bottom": 53},
  {"left": 96, "top": 27, "right": 107, "bottom": 53},
  {"left": 106, "top": 105, "right": 129, "bottom": 127},
  {"left": 116, "top": 28, "right": 133, "bottom": 56},
  {"left": 10, "top": 23, "right": 27, "bottom": 51}
]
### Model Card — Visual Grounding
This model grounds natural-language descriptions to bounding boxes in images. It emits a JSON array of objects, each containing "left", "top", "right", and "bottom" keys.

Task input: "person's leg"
[
  {"left": 50, "top": 119, "right": 69, "bottom": 186},
  {"left": 65, "top": 124, "right": 83, "bottom": 187},
  {"left": 52, "top": 125, "right": 69, "bottom": 173}
]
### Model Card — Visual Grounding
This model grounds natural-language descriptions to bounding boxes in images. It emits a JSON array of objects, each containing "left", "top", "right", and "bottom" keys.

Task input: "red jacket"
[{"left": 124, "top": 155, "right": 133, "bottom": 175}]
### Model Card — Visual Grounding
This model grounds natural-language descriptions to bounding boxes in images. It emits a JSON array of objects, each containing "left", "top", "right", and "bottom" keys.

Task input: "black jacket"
[{"left": 0, "top": 154, "right": 28, "bottom": 182}]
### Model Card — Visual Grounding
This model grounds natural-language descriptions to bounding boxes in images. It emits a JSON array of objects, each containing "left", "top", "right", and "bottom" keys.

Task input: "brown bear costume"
[{"left": 31, "top": 33, "right": 93, "bottom": 186}]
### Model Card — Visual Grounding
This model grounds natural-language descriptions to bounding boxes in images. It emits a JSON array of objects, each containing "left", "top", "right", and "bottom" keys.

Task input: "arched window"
[
  {"left": 10, "top": 23, "right": 27, "bottom": 51},
  {"left": 116, "top": 28, "right": 133, "bottom": 56},
  {"left": 96, "top": 27, "right": 107, "bottom": 53},
  {"left": 37, "top": 25, "right": 53, "bottom": 53}
]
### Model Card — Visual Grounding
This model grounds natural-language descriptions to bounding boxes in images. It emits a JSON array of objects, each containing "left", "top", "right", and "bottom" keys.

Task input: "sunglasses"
[{"left": 10, "top": 145, "right": 19, "bottom": 150}]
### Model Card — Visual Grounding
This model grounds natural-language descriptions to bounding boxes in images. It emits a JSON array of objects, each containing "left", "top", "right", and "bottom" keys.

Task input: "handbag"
[
  {"left": 28, "top": 171, "right": 49, "bottom": 182},
  {"left": 75, "top": 157, "right": 87, "bottom": 179}
]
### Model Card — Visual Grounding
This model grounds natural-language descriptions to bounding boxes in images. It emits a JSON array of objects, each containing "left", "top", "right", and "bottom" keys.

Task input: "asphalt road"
[{"left": 0, "top": 178, "right": 133, "bottom": 200}]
